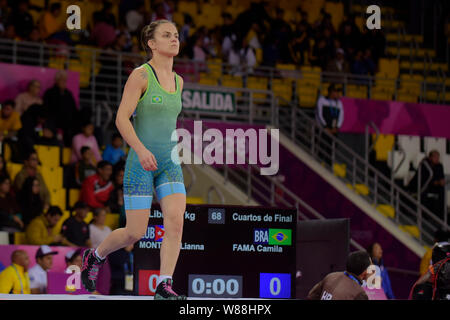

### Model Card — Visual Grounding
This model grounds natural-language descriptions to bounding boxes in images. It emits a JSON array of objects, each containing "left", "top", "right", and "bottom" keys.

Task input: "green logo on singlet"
[{"left": 152, "top": 95, "right": 163, "bottom": 104}]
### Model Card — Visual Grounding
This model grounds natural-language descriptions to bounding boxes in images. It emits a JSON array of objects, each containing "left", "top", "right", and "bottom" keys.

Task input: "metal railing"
[
  {"left": 1, "top": 37, "right": 447, "bottom": 246},
  {"left": 187, "top": 121, "right": 365, "bottom": 251},
  {"left": 275, "top": 97, "right": 450, "bottom": 246},
  {"left": 0, "top": 38, "right": 448, "bottom": 115}
]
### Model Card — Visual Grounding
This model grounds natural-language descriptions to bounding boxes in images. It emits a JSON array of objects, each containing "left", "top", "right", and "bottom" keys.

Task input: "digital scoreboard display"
[{"left": 133, "top": 204, "right": 297, "bottom": 299}]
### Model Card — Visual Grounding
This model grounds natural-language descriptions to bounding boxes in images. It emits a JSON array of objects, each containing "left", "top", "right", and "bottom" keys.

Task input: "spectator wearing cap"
[
  {"left": 420, "top": 229, "right": 450, "bottom": 275},
  {"left": 28, "top": 245, "right": 58, "bottom": 294},
  {"left": 26, "top": 206, "right": 67, "bottom": 246},
  {"left": 0, "top": 250, "right": 30, "bottom": 294},
  {"left": 65, "top": 248, "right": 83, "bottom": 273},
  {"left": 325, "top": 48, "right": 350, "bottom": 83},
  {"left": 80, "top": 161, "right": 114, "bottom": 210},
  {"left": 61, "top": 201, "right": 92, "bottom": 247}
]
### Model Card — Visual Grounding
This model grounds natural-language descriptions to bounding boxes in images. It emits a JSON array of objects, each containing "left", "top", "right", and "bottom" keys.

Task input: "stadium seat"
[
  {"left": 199, "top": 72, "right": 219, "bottom": 86},
  {"left": 35, "top": 145, "right": 60, "bottom": 168},
  {"left": 371, "top": 89, "right": 393, "bottom": 101},
  {"left": 423, "top": 137, "right": 446, "bottom": 158},
  {"left": 39, "top": 166, "right": 63, "bottom": 189},
  {"left": 247, "top": 76, "right": 269, "bottom": 100},
  {"left": 272, "top": 78, "right": 293, "bottom": 102},
  {"left": 398, "top": 135, "right": 421, "bottom": 164},
  {"left": 443, "top": 155, "right": 450, "bottom": 175},
  {"left": 68, "top": 188, "right": 81, "bottom": 208},
  {"left": 374, "top": 73, "right": 396, "bottom": 93},
  {"left": 6, "top": 163, "right": 23, "bottom": 181},
  {"left": 62, "top": 147, "right": 72, "bottom": 166},
  {"left": 372, "top": 134, "right": 395, "bottom": 161},
  {"left": 333, "top": 163, "right": 346, "bottom": 178},
  {"left": 346, "top": 85, "right": 367, "bottom": 99},
  {"left": 388, "top": 150, "right": 410, "bottom": 180},
  {"left": 412, "top": 152, "right": 426, "bottom": 169},
  {"left": 14, "top": 232, "right": 27, "bottom": 245},
  {"left": 3, "top": 143, "right": 11, "bottom": 162},
  {"left": 50, "top": 188, "right": 66, "bottom": 210},
  {"left": 377, "top": 204, "right": 395, "bottom": 219},
  {"left": 186, "top": 197, "right": 204, "bottom": 204},
  {"left": 297, "top": 84, "right": 318, "bottom": 108},
  {"left": 221, "top": 75, "right": 243, "bottom": 89},
  {"left": 105, "top": 213, "right": 119, "bottom": 230},
  {"left": 399, "top": 225, "right": 420, "bottom": 239}
]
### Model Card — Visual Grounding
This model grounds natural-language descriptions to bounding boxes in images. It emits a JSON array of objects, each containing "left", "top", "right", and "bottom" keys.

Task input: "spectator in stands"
[
  {"left": 367, "top": 242, "right": 395, "bottom": 299},
  {"left": 0, "top": 176, "right": 23, "bottom": 232},
  {"left": 0, "top": 153, "right": 9, "bottom": 179},
  {"left": 0, "top": 100, "right": 22, "bottom": 142},
  {"left": 338, "top": 20, "right": 360, "bottom": 61},
  {"left": 126, "top": 0, "right": 146, "bottom": 35},
  {"left": 290, "top": 20, "right": 310, "bottom": 66},
  {"left": 28, "top": 245, "right": 58, "bottom": 294},
  {"left": 80, "top": 160, "right": 114, "bottom": 210},
  {"left": 75, "top": 146, "right": 97, "bottom": 186},
  {"left": 151, "top": 2, "right": 170, "bottom": 22},
  {"left": 89, "top": 208, "right": 112, "bottom": 248},
  {"left": 71, "top": 122, "right": 102, "bottom": 165},
  {"left": 43, "top": 70, "right": 79, "bottom": 147},
  {"left": 17, "top": 104, "right": 59, "bottom": 159},
  {"left": 18, "top": 176, "right": 45, "bottom": 226},
  {"left": 25, "top": 206, "right": 66, "bottom": 246},
  {"left": 326, "top": 48, "right": 350, "bottom": 83},
  {"left": 61, "top": 201, "right": 92, "bottom": 247},
  {"left": 91, "top": 10, "right": 117, "bottom": 49},
  {"left": 9, "top": 0, "right": 34, "bottom": 40},
  {"left": 0, "top": 250, "right": 30, "bottom": 294},
  {"left": 228, "top": 37, "right": 257, "bottom": 75},
  {"left": 315, "top": 84, "right": 344, "bottom": 166},
  {"left": 309, "top": 37, "right": 330, "bottom": 70},
  {"left": 13, "top": 150, "right": 51, "bottom": 210},
  {"left": 408, "top": 150, "right": 446, "bottom": 221},
  {"left": 179, "top": 13, "right": 194, "bottom": 46},
  {"left": 108, "top": 244, "right": 133, "bottom": 295},
  {"left": 106, "top": 164, "right": 124, "bottom": 214},
  {"left": 102, "top": 133, "right": 125, "bottom": 165},
  {"left": 14, "top": 80, "right": 43, "bottom": 115},
  {"left": 65, "top": 248, "right": 83, "bottom": 273},
  {"left": 271, "top": 8, "right": 293, "bottom": 63},
  {"left": 39, "top": 3, "right": 65, "bottom": 40},
  {"left": 363, "top": 28, "right": 386, "bottom": 65},
  {"left": 0, "top": 0, "right": 10, "bottom": 33},
  {"left": 93, "top": 1, "right": 117, "bottom": 28},
  {"left": 420, "top": 229, "right": 450, "bottom": 275},
  {"left": 307, "top": 250, "right": 371, "bottom": 300},
  {"left": 363, "top": 49, "right": 376, "bottom": 76},
  {"left": 261, "top": 33, "right": 279, "bottom": 67}
]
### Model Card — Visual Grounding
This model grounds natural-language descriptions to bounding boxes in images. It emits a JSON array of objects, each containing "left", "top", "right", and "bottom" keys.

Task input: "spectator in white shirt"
[
  {"left": 89, "top": 208, "right": 112, "bottom": 249},
  {"left": 28, "top": 245, "right": 58, "bottom": 294}
]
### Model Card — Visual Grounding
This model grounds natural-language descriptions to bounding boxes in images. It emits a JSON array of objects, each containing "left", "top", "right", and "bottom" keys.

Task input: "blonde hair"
[{"left": 140, "top": 20, "right": 176, "bottom": 57}]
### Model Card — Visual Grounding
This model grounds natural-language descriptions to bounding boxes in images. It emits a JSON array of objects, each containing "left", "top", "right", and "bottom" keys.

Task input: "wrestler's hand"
[{"left": 137, "top": 147, "right": 158, "bottom": 171}]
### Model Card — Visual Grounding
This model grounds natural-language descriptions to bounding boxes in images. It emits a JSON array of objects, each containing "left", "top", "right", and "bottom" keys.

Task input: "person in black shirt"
[
  {"left": 408, "top": 150, "right": 446, "bottom": 223},
  {"left": 61, "top": 201, "right": 92, "bottom": 247},
  {"left": 9, "top": 0, "right": 34, "bottom": 39}
]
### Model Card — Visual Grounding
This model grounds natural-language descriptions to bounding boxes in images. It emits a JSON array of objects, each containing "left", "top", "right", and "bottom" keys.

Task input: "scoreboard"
[{"left": 133, "top": 204, "right": 297, "bottom": 299}]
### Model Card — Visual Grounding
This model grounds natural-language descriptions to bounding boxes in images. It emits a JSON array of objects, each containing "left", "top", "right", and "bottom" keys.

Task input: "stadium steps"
[{"left": 273, "top": 127, "right": 426, "bottom": 258}]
